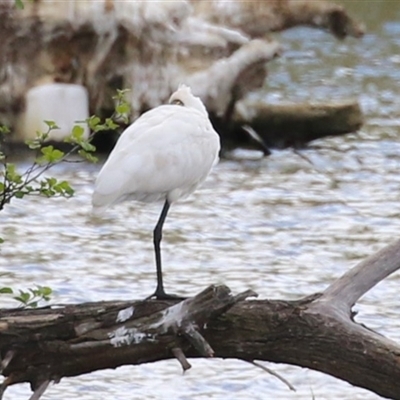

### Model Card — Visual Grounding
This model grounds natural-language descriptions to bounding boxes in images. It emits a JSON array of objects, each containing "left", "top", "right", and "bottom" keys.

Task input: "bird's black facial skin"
[{"left": 171, "top": 99, "right": 184, "bottom": 106}]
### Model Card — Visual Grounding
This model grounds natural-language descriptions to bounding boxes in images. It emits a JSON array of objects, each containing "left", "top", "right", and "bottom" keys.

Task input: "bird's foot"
[{"left": 144, "top": 288, "right": 186, "bottom": 301}]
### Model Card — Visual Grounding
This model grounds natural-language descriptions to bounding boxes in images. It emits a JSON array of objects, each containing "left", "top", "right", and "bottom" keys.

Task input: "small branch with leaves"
[
  {"left": 0, "top": 88, "right": 131, "bottom": 307},
  {"left": 0, "top": 286, "right": 52, "bottom": 309},
  {"left": 0, "top": 88, "right": 130, "bottom": 212}
]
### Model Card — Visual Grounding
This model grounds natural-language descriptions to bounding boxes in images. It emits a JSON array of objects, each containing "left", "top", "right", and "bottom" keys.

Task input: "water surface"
[{"left": 1, "top": 1, "right": 400, "bottom": 399}]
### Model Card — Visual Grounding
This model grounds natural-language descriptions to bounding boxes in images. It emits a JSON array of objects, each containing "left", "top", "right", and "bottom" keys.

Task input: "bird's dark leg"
[
  {"left": 146, "top": 199, "right": 184, "bottom": 300},
  {"left": 153, "top": 199, "right": 170, "bottom": 298}
]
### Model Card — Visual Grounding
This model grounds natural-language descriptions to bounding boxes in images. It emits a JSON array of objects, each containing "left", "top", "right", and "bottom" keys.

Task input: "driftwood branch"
[
  {"left": 0, "top": 240, "right": 400, "bottom": 399},
  {"left": 319, "top": 237, "right": 400, "bottom": 312}
]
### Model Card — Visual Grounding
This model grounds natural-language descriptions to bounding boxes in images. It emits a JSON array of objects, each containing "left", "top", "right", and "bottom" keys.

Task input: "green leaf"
[
  {"left": 80, "top": 141, "right": 96, "bottom": 152},
  {"left": 86, "top": 116, "right": 101, "bottom": 131},
  {"left": 78, "top": 150, "right": 98, "bottom": 163},
  {"left": 14, "top": 191, "right": 25, "bottom": 199},
  {"left": 0, "top": 125, "right": 10, "bottom": 134},
  {"left": 43, "top": 120, "right": 60, "bottom": 130},
  {"left": 87, "top": 116, "right": 120, "bottom": 132},
  {"left": 116, "top": 103, "right": 130, "bottom": 115},
  {"left": 72, "top": 125, "right": 85, "bottom": 139},
  {"left": 39, "top": 286, "right": 53, "bottom": 297},
  {"left": 113, "top": 88, "right": 130, "bottom": 100},
  {"left": 39, "top": 188, "right": 55, "bottom": 197},
  {"left": 39, "top": 178, "right": 74, "bottom": 198},
  {"left": 105, "top": 118, "right": 119, "bottom": 130},
  {"left": 35, "top": 130, "right": 50, "bottom": 142},
  {"left": 5, "top": 164, "right": 23, "bottom": 184},
  {"left": 25, "top": 138, "right": 42, "bottom": 150},
  {"left": 0, "top": 238, "right": 4, "bottom": 244},
  {"left": 38, "top": 146, "right": 64, "bottom": 164},
  {"left": 2, "top": 284, "right": 53, "bottom": 308},
  {"left": 14, "top": 291, "right": 31, "bottom": 305},
  {"left": 66, "top": 126, "right": 96, "bottom": 155},
  {"left": 46, "top": 177, "right": 57, "bottom": 187},
  {"left": 56, "top": 181, "right": 74, "bottom": 196},
  {"left": 15, "top": 0, "right": 24, "bottom": 9}
]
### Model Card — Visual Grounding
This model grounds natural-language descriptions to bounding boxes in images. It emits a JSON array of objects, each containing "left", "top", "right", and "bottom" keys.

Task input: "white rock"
[{"left": 18, "top": 83, "right": 89, "bottom": 142}]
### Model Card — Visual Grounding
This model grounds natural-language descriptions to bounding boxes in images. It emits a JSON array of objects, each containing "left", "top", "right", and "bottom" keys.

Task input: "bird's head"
[{"left": 169, "top": 85, "right": 208, "bottom": 116}]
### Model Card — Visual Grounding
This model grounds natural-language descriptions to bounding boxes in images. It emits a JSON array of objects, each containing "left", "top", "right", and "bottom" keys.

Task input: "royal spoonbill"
[{"left": 92, "top": 85, "right": 220, "bottom": 299}]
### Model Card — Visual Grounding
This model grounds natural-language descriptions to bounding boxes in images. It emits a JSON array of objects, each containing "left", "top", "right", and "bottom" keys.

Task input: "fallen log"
[
  {"left": 227, "top": 98, "right": 363, "bottom": 150},
  {"left": 233, "top": 99, "right": 363, "bottom": 149},
  {"left": 1, "top": 238, "right": 400, "bottom": 399}
]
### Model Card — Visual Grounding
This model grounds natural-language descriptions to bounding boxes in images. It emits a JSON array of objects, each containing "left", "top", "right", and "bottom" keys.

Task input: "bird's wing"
[
  {"left": 110, "top": 105, "right": 176, "bottom": 151},
  {"left": 92, "top": 106, "right": 219, "bottom": 209}
]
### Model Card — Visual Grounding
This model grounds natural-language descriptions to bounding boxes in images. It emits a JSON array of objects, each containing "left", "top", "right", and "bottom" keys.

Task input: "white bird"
[{"left": 92, "top": 85, "right": 220, "bottom": 299}]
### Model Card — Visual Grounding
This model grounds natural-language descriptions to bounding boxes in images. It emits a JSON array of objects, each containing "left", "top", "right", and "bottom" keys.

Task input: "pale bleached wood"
[{"left": 317, "top": 238, "right": 400, "bottom": 313}]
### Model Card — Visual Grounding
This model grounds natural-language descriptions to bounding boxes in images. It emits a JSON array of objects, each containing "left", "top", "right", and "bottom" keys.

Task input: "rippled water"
[{"left": 2, "top": 2, "right": 400, "bottom": 399}]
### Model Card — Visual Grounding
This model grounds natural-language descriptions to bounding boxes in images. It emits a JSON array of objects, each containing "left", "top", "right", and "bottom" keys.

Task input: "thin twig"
[
  {"left": 242, "top": 125, "right": 271, "bottom": 156},
  {"left": 62, "top": 159, "right": 86, "bottom": 164},
  {"left": 29, "top": 380, "right": 50, "bottom": 400},
  {"left": 22, "top": 161, "right": 40, "bottom": 186},
  {"left": 183, "top": 324, "right": 214, "bottom": 357},
  {"left": 292, "top": 148, "right": 315, "bottom": 166},
  {"left": 171, "top": 347, "right": 192, "bottom": 372},
  {"left": 0, "top": 350, "right": 15, "bottom": 373},
  {"left": 245, "top": 360, "right": 296, "bottom": 392}
]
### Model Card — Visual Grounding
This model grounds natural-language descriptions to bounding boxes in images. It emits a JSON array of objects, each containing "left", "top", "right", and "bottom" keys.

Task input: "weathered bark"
[{"left": 1, "top": 239, "right": 400, "bottom": 399}]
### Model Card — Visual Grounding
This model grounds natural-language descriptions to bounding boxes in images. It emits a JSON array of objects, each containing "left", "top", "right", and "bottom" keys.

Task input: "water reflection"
[{"left": 2, "top": 3, "right": 400, "bottom": 398}]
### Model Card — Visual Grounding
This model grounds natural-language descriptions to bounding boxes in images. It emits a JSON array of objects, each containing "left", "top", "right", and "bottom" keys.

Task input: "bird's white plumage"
[{"left": 92, "top": 85, "right": 220, "bottom": 212}]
